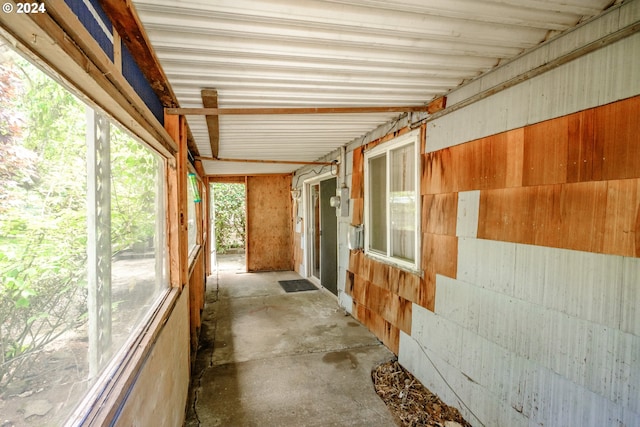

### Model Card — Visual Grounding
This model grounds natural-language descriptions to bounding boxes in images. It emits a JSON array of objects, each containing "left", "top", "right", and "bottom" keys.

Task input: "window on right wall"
[{"left": 364, "top": 129, "right": 420, "bottom": 270}]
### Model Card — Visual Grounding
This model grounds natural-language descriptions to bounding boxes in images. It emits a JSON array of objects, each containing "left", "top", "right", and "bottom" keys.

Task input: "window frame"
[
  {"left": 363, "top": 129, "right": 421, "bottom": 271},
  {"left": 0, "top": 33, "right": 177, "bottom": 425}
]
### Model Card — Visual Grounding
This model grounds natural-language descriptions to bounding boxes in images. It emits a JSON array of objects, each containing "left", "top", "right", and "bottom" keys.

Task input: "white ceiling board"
[{"left": 132, "top": 0, "right": 615, "bottom": 175}]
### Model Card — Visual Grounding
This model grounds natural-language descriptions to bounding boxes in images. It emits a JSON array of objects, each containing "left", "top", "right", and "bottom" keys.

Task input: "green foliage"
[
  {"left": 110, "top": 125, "right": 160, "bottom": 254},
  {"left": 212, "top": 183, "right": 246, "bottom": 253},
  {"left": 0, "top": 55, "right": 88, "bottom": 385}
]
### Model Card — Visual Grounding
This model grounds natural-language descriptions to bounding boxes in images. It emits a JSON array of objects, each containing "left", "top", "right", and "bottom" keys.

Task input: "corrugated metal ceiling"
[{"left": 132, "top": 0, "right": 616, "bottom": 175}]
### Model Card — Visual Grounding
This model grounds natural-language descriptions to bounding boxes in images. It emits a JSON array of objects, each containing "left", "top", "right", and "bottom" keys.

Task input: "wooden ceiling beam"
[
  {"left": 201, "top": 89, "right": 220, "bottom": 159},
  {"left": 196, "top": 157, "right": 334, "bottom": 166},
  {"left": 166, "top": 105, "right": 431, "bottom": 116}
]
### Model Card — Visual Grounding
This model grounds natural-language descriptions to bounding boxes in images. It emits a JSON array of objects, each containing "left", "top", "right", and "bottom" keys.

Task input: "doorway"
[
  {"left": 307, "top": 177, "right": 338, "bottom": 295},
  {"left": 210, "top": 182, "right": 246, "bottom": 272}
]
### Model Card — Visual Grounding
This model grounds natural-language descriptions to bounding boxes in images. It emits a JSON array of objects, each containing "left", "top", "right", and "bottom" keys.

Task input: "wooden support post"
[{"left": 165, "top": 113, "right": 188, "bottom": 288}]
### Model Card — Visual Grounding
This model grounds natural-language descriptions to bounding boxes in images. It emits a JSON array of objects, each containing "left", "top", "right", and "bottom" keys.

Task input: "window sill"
[
  {"left": 67, "top": 286, "right": 180, "bottom": 426},
  {"left": 364, "top": 251, "right": 423, "bottom": 278}
]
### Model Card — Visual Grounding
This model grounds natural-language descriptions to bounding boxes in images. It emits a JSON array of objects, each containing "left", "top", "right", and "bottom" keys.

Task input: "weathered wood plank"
[
  {"left": 523, "top": 116, "right": 569, "bottom": 186},
  {"left": 566, "top": 109, "right": 596, "bottom": 183},
  {"left": 201, "top": 89, "right": 220, "bottom": 159},
  {"left": 422, "top": 193, "right": 458, "bottom": 236}
]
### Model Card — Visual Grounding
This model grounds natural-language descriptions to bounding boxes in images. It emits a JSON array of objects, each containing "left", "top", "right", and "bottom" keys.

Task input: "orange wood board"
[
  {"left": 246, "top": 175, "right": 293, "bottom": 271},
  {"left": 478, "top": 179, "right": 640, "bottom": 257}
]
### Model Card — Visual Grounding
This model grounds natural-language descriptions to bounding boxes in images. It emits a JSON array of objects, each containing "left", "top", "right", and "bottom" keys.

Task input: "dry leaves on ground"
[{"left": 372, "top": 360, "right": 472, "bottom": 427}]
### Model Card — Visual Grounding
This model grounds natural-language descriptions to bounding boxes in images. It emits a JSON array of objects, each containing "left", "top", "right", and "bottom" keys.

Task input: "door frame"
[{"left": 302, "top": 172, "right": 336, "bottom": 288}]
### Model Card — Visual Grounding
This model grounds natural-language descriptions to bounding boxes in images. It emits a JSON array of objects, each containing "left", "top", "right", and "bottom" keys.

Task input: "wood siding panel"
[
  {"left": 353, "top": 302, "right": 400, "bottom": 354},
  {"left": 566, "top": 109, "right": 596, "bottom": 183},
  {"left": 505, "top": 128, "right": 524, "bottom": 188},
  {"left": 595, "top": 96, "right": 640, "bottom": 181},
  {"left": 422, "top": 193, "right": 458, "bottom": 236},
  {"left": 522, "top": 116, "right": 569, "bottom": 186},
  {"left": 246, "top": 175, "right": 292, "bottom": 271},
  {"left": 477, "top": 181, "right": 639, "bottom": 256},
  {"left": 347, "top": 249, "right": 418, "bottom": 353}
]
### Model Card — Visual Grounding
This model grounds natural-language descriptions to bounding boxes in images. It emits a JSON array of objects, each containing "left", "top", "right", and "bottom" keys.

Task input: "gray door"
[{"left": 319, "top": 178, "right": 337, "bottom": 295}]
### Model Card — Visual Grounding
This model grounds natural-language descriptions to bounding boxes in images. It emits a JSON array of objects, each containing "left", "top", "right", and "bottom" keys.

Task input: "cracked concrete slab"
[{"left": 185, "top": 256, "right": 396, "bottom": 426}]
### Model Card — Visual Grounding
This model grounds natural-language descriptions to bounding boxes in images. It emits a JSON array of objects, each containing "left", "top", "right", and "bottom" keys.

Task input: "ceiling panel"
[{"left": 132, "top": 0, "right": 615, "bottom": 175}]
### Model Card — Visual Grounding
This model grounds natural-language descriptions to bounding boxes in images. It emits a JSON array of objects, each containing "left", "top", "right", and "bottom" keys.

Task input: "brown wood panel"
[
  {"left": 566, "top": 109, "right": 596, "bottom": 183},
  {"left": 351, "top": 147, "right": 364, "bottom": 199},
  {"left": 372, "top": 283, "right": 411, "bottom": 335},
  {"left": 360, "top": 254, "right": 374, "bottom": 283},
  {"left": 353, "top": 302, "right": 400, "bottom": 354},
  {"left": 388, "top": 267, "right": 421, "bottom": 305},
  {"left": 246, "top": 175, "right": 293, "bottom": 271},
  {"left": 505, "top": 128, "right": 525, "bottom": 187},
  {"left": 420, "top": 276, "right": 435, "bottom": 312},
  {"left": 351, "top": 274, "right": 369, "bottom": 305},
  {"left": 422, "top": 233, "right": 458, "bottom": 280},
  {"left": 422, "top": 193, "right": 458, "bottom": 236},
  {"left": 559, "top": 181, "right": 607, "bottom": 253},
  {"left": 423, "top": 148, "right": 456, "bottom": 195},
  {"left": 523, "top": 115, "right": 569, "bottom": 186},
  {"left": 209, "top": 176, "right": 246, "bottom": 184},
  {"left": 456, "top": 138, "right": 482, "bottom": 191},
  {"left": 165, "top": 114, "right": 188, "bottom": 289},
  {"left": 595, "top": 96, "right": 640, "bottom": 181},
  {"left": 371, "top": 261, "right": 390, "bottom": 290},
  {"left": 478, "top": 181, "right": 638, "bottom": 257},
  {"left": 351, "top": 198, "right": 364, "bottom": 225}
]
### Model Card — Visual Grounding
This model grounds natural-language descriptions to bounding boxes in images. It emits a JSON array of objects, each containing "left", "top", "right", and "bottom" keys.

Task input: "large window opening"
[
  {"left": 364, "top": 130, "right": 420, "bottom": 270},
  {"left": 0, "top": 40, "right": 168, "bottom": 425}
]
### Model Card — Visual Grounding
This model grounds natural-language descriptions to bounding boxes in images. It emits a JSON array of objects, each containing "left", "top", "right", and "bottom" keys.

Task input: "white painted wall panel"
[
  {"left": 428, "top": 29, "right": 640, "bottom": 153},
  {"left": 456, "top": 190, "right": 480, "bottom": 238},
  {"left": 403, "top": 285, "right": 640, "bottom": 427},
  {"left": 622, "top": 257, "right": 640, "bottom": 337},
  {"left": 428, "top": 247, "right": 640, "bottom": 425},
  {"left": 458, "top": 238, "right": 631, "bottom": 332}
]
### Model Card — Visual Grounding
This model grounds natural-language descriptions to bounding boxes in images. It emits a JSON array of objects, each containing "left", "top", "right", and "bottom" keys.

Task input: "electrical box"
[
  {"left": 348, "top": 225, "right": 364, "bottom": 250},
  {"left": 339, "top": 187, "right": 349, "bottom": 217}
]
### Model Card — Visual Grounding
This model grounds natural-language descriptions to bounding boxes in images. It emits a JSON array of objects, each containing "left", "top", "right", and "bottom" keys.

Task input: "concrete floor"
[{"left": 185, "top": 255, "right": 397, "bottom": 427}]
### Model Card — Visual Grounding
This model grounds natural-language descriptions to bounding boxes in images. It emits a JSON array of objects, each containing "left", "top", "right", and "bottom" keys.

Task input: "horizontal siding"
[
  {"left": 427, "top": 31, "right": 640, "bottom": 153},
  {"left": 401, "top": 291, "right": 640, "bottom": 427}
]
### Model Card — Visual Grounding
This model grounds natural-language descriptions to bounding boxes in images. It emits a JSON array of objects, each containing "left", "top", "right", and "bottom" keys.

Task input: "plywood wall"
[
  {"left": 246, "top": 175, "right": 293, "bottom": 271},
  {"left": 113, "top": 289, "right": 190, "bottom": 427}
]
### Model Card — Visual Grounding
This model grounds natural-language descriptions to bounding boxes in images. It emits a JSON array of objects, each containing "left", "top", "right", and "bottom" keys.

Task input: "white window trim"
[{"left": 363, "top": 129, "right": 421, "bottom": 271}]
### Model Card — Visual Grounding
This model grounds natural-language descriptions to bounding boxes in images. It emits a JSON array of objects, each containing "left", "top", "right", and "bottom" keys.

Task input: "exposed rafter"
[
  {"left": 196, "top": 157, "right": 334, "bottom": 166},
  {"left": 167, "top": 105, "right": 431, "bottom": 116},
  {"left": 201, "top": 89, "right": 220, "bottom": 159}
]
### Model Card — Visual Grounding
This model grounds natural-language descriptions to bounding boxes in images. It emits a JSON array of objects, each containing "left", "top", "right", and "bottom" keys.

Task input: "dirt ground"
[{"left": 373, "top": 360, "right": 472, "bottom": 427}]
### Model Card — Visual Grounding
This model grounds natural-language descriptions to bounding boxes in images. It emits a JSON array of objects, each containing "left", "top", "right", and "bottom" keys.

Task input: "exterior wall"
[
  {"left": 113, "top": 288, "right": 190, "bottom": 426},
  {"left": 396, "top": 4, "right": 640, "bottom": 426}
]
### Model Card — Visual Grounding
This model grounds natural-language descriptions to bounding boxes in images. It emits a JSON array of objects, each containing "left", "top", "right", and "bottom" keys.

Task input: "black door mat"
[{"left": 278, "top": 279, "right": 318, "bottom": 293}]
